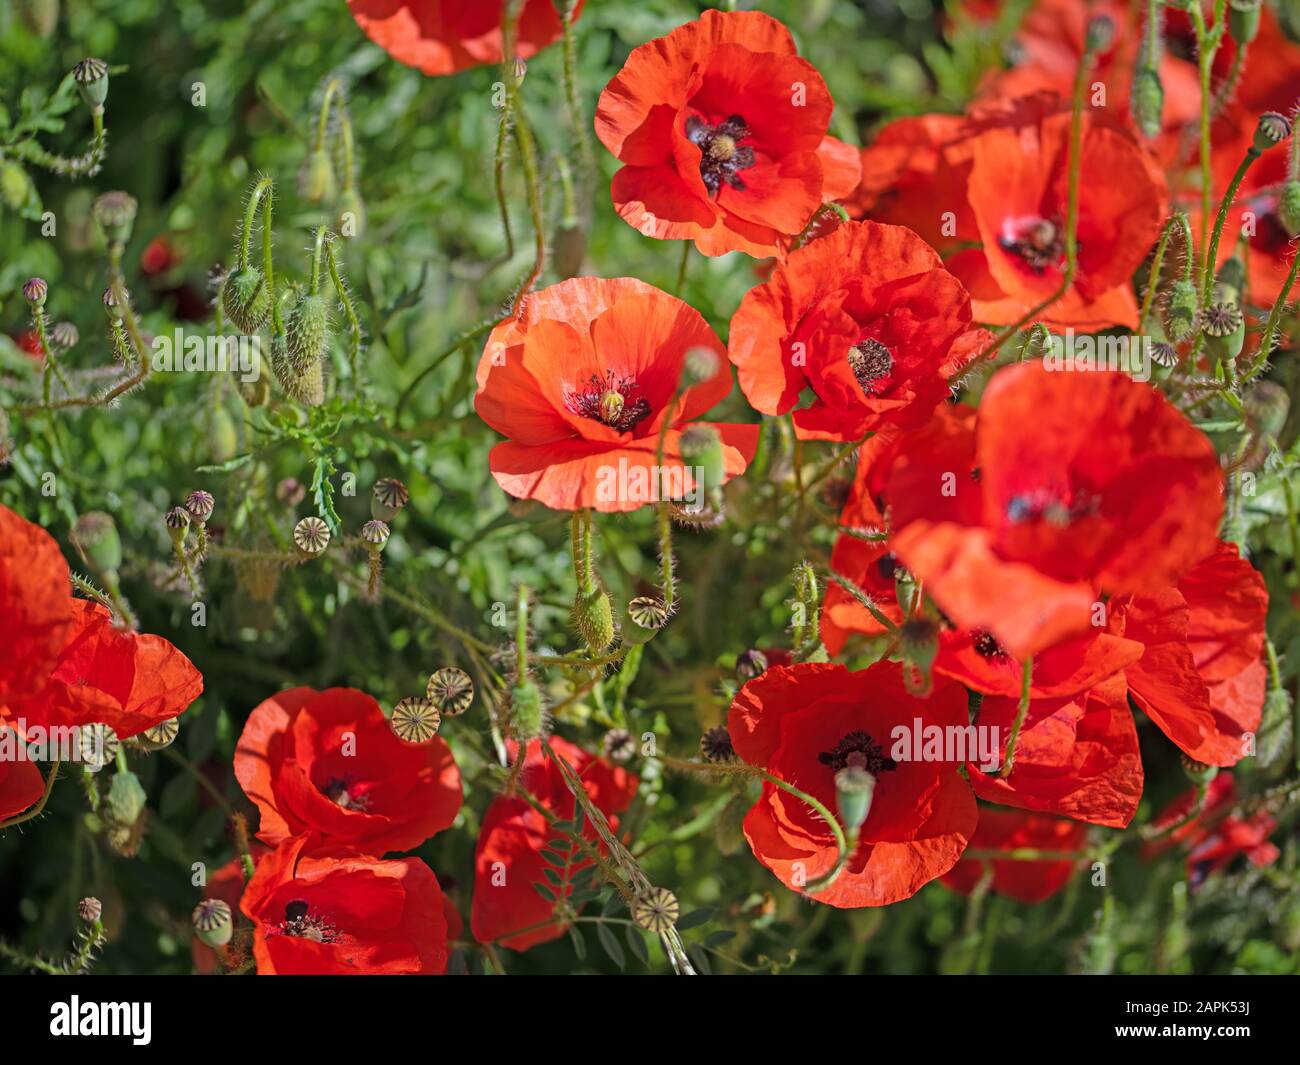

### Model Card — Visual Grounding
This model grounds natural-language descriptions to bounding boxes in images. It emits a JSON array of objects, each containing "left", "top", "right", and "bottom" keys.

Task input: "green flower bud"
[
  {"left": 222, "top": 267, "right": 270, "bottom": 333},
  {"left": 510, "top": 679, "right": 545, "bottom": 740},
  {"left": 206, "top": 405, "right": 239, "bottom": 463},
  {"left": 285, "top": 292, "right": 330, "bottom": 374},
  {"left": 17, "top": 0, "right": 60, "bottom": 38},
  {"left": 71, "top": 511, "right": 122, "bottom": 575},
  {"left": 552, "top": 223, "right": 586, "bottom": 279},
  {"left": 1215, "top": 256, "right": 1246, "bottom": 307},
  {"left": 573, "top": 585, "right": 615, "bottom": 652},
  {"left": 0, "top": 160, "right": 34, "bottom": 210},
  {"left": 106, "top": 769, "right": 146, "bottom": 827},
  {"left": 1162, "top": 278, "right": 1199, "bottom": 343},
  {"left": 679, "top": 424, "right": 725, "bottom": 496},
  {"left": 298, "top": 147, "right": 336, "bottom": 204},
  {"left": 269, "top": 333, "right": 325, "bottom": 406},
  {"left": 1131, "top": 66, "right": 1164, "bottom": 139}
]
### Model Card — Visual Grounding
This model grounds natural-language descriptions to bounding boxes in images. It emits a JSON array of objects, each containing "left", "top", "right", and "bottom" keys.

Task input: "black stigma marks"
[
  {"left": 686, "top": 114, "right": 756, "bottom": 195},
  {"left": 818, "top": 730, "right": 898, "bottom": 775},
  {"left": 971, "top": 629, "right": 1009, "bottom": 660},
  {"left": 564, "top": 371, "right": 652, "bottom": 433}
]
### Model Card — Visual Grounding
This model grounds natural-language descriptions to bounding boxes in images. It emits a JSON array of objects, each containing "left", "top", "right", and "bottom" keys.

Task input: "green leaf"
[
  {"left": 676, "top": 908, "right": 714, "bottom": 931},
  {"left": 625, "top": 925, "right": 651, "bottom": 966},
  {"left": 568, "top": 924, "right": 587, "bottom": 962},
  {"left": 596, "top": 921, "right": 625, "bottom": 969}
]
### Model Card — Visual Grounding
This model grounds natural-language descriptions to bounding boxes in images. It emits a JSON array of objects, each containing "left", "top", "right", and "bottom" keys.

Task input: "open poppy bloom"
[
  {"left": 964, "top": 673, "right": 1144, "bottom": 828},
  {"left": 1144, "top": 774, "right": 1279, "bottom": 887},
  {"left": 475, "top": 277, "right": 758, "bottom": 511},
  {"left": 346, "top": 0, "right": 581, "bottom": 77},
  {"left": 819, "top": 535, "right": 905, "bottom": 655},
  {"left": 472, "top": 736, "right": 637, "bottom": 951},
  {"left": 852, "top": 96, "right": 1167, "bottom": 329},
  {"left": 728, "top": 661, "right": 977, "bottom": 908},
  {"left": 0, "top": 504, "right": 203, "bottom": 753},
  {"left": 941, "top": 807, "right": 1088, "bottom": 903},
  {"left": 728, "top": 221, "right": 991, "bottom": 441},
  {"left": 889, "top": 362, "right": 1223, "bottom": 660},
  {"left": 235, "top": 686, "right": 462, "bottom": 856},
  {"left": 241, "top": 835, "right": 449, "bottom": 974},
  {"left": 594, "top": 9, "right": 860, "bottom": 257},
  {"left": 1113, "top": 541, "right": 1268, "bottom": 768}
]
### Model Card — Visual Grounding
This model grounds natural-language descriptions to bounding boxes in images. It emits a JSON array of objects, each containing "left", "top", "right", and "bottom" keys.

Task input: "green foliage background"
[{"left": 0, "top": 0, "right": 1298, "bottom": 974}]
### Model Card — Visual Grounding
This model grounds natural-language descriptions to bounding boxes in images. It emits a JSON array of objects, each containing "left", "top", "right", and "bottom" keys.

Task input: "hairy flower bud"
[
  {"left": 1131, "top": 66, "right": 1164, "bottom": 139},
  {"left": 573, "top": 585, "right": 615, "bottom": 652},
  {"left": 552, "top": 223, "right": 586, "bottom": 279},
  {"left": 678, "top": 424, "right": 724, "bottom": 496},
  {"left": 221, "top": 267, "right": 270, "bottom": 333},
  {"left": 510, "top": 679, "right": 545, "bottom": 740},
  {"left": 71, "top": 511, "right": 122, "bottom": 575},
  {"left": 1279, "top": 181, "right": 1300, "bottom": 237},
  {"left": 1162, "top": 278, "right": 1199, "bottom": 343},
  {"left": 298, "top": 147, "right": 336, "bottom": 204},
  {"left": 286, "top": 292, "right": 330, "bottom": 373}
]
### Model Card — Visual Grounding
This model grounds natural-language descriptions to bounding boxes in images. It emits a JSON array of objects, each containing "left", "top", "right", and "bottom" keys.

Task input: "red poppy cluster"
[{"left": 0, "top": 504, "right": 203, "bottom": 821}]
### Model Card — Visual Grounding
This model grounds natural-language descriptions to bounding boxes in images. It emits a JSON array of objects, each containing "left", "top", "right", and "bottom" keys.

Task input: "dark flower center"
[
  {"left": 278, "top": 899, "right": 340, "bottom": 943},
  {"left": 999, "top": 216, "right": 1065, "bottom": 274},
  {"left": 971, "top": 630, "right": 1008, "bottom": 660},
  {"left": 1004, "top": 488, "right": 1099, "bottom": 527},
  {"left": 564, "top": 371, "right": 652, "bottom": 433},
  {"left": 686, "top": 114, "right": 756, "bottom": 195},
  {"left": 847, "top": 339, "right": 894, "bottom": 395},
  {"left": 323, "top": 776, "right": 371, "bottom": 812},
  {"left": 819, "top": 730, "right": 897, "bottom": 775}
]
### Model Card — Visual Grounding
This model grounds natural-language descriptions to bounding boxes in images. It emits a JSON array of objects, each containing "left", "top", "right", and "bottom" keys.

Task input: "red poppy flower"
[
  {"left": 819, "top": 535, "right": 905, "bottom": 656},
  {"left": 1145, "top": 774, "right": 1279, "bottom": 887},
  {"left": 1113, "top": 540, "right": 1268, "bottom": 767},
  {"left": 852, "top": 96, "right": 1168, "bottom": 329},
  {"left": 941, "top": 807, "right": 1088, "bottom": 903},
  {"left": 472, "top": 736, "right": 637, "bottom": 951},
  {"left": 241, "top": 835, "right": 449, "bottom": 974},
  {"left": 346, "top": 0, "right": 581, "bottom": 77},
  {"left": 594, "top": 10, "right": 860, "bottom": 257},
  {"left": 728, "top": 661, "right": 977, "bottom": 908},
  {"left": 964, "top": 673, "right": 1144, "bottom": 828},
  {"left": 474, "top": 277, "right": 759, "bottom": 511},
  {"left": 0, "top": 760, "right": 45, "bottom": 823},
  {"left": 889, "top": 362, "right": 1223, "bottom": 660},
  {"left": 235, "top": 686, "right": 462, "bottom": 856},
  {"left": 728, "top": 221, "right": 991, "bottom": 441},
  {"left": 0, "top": 504, "right": 73, "bottom": 709}
]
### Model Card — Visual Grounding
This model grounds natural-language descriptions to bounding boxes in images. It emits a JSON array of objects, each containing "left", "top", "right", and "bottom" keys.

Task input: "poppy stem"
[
  {"left": 657, "top": 502, "right": 676, "bottom": 609},
  {"left": 1239, "top": 243, "right": 1300, "bottom": 385},
  {"left": 1187, "top": 4, "right": 1227, "bottom": 272},
  {"left": 675, "top": 241, "right": 690, "bottom": 292},
  {"left": 556, "top": 0, "right": 594, "bottom": 201},
  {"left": 999, "top": 657, "right": 1034, "bottom": 778},
  {"left": 1200, "top": 144, "right": 1262, "bottom": 310},
  {"left": 1137, "top": 212, "right": 1186, "bottom": 329},
  {"left": 325, "top": 239, "right": 363, "bottom": 385},
  {"left": 516, "top": 582, "right": 531, "bottom": 680},
  {"left": 826, "top": 570, "right": 899, "bottom": 633}
]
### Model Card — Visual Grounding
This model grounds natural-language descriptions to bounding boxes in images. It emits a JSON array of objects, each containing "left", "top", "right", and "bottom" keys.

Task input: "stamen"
[
  {"left": 818, "top": 730, "right": 897, "bottom": 775},
  {"left": 999, "top": 216, "right": 1066, "bottom": 274},
  {"left": 847, "top": 339, "right": 894, "bottom": 396},
  {"left": 277, "top": 899, "right": 340, "bottom": 944},
  {"left": 685, "top": 114, "right": 756, "bottom": 195},
  {"left": 971, "top": 630, "right": 1008, "bottom": 660},
  {"left": 564, "top": 371, "right": 652, "bottom": 433}
]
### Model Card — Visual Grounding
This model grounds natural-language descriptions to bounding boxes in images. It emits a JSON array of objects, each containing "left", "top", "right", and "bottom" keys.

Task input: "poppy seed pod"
[
  {"left": 632, "top": 886, "right": 679, "bottom": 933},
  {"left": 92, "top": 191, "right": 138, "bottom": 246},
  {"left": 603, "top": 727, "right": 636, "bottom": 763},
  {"left": 1201, "top": 302, "right": 1245, "bottom": 363},
  {"left": 623, "top": 595, "right": 669, "bottom": 644},
  {"left": 73, "top": 57, "right": 109, "bottom": 109},
  {"left": 285, "top": 292, "right": 330, "bottom": 374},
  {"left": 1254, "top": 112, "right": 1291, "bottom": 154},
  {"left": 184, "top": 489, "right": 215, "bottom": 524},
  {"left": 71, "top": 511, "right": 122, "bottom": 576},
  {"left": 426, "top": 667, "right": 474, "bottom": 716},
  {"left": 736, "top": 648, "right": 769, "bottom": 681},
  {"left": 700, "top": 725, "right": 735, "bottom": 763},
  {"left": 134, "top": 717, "right": 180, "bottom": 752},
  {"left": 50, "top": 321, "right": 79, "bottom": 349},
  {"left": 78, "top": 897, "right": 102, "bottom": 924},
  {"left": 360, "top": 519, "right": 390, "bottom": 550},
  {"left": 1131, "top": 66, "right": 1163, "bottom": 139},
  {"left": 371, "top": 477, "right": 409, "bottom": 522},
  {"left": 573, "top": 585, "right": 615, "bottom": 652},
  {"left": 390, "top": 697, "right": 441, "bottom": 744},
  {"left": 1162, "top": 278, "right": 1199, "bottom": 343},
  {"left": 222, "top": 267, "right": 270, "bottom": 333},
  {"left": 1084, "top": 14, "right": 1114, "bottom": 52},
  {"left": 1228, "top": 0, "right": 1262, "bottom": 44},
  {"left": 510, "top": 679, "right": 546, "bottom": 739},
  {"left": 682, "top": 344, "right": 721, "bottom": 386},
  {"left": 22, "top": 277, "right": 47, "bottom": 307},
  {"left": 834, "top": 765, "right": 877, "bottom": 833},
  {"left": 164, "top": 505, "right": 190, "bottom": 546},
  {"left": 292, "top": 515, "right": 330, "bottom": 557},
  {"left": 192, "top": 899, "right": 233, "bottom": 949}
]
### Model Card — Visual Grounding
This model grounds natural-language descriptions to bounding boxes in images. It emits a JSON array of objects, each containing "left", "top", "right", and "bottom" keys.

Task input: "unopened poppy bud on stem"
[
  {"left": 1229, "top": 0, "right": 1263, "bottom": 45},
  {"left": 22, "top": 277, "right": 47, "bottom": 307},
  {"left": 1162, "top": 278, "right": 1199, "bottom": 342},
  {"left": 298, "top": 147, "right": 335, "bottom": 203},
  {"left": 678, "top": 424, "right": 724, "bottom": 499},
  {"left": 1085, "top": 14, "right": 1114, "bottom": 53},
  {"left": 510, "top": 679, "right": 546, "bottom": 740},
  {"left": 573, "top": 585, "right": 615, "bottom": 652},
  {"left": 1279, "top": 181, "right": 1300, "bottom": 236},
  {"left": 1132, "top": 66, "right": 1163, "bottom": 139}
]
